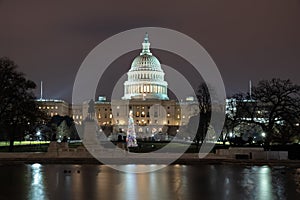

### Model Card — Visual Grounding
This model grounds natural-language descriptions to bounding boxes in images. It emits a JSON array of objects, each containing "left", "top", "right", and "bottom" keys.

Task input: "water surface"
[{"left": 0, "top": 164, "right": 299, "bottom": 200}]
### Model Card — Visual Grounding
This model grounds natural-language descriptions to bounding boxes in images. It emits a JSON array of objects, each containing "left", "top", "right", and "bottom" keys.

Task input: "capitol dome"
[{"left": 122, "top": 33, "right": 169, "bottom": 100}]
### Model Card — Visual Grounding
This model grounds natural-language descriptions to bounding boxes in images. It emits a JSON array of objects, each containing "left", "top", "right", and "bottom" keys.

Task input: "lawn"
[
  {"left": 0, "top": 141, "right": 50, "bottom": 146},
  {"left": 0, "top": 141, "right": 50, "bottom": 152}
]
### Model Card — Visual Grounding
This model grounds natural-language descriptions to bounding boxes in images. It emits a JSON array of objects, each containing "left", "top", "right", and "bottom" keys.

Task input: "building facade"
[
  {"left": 36, "top": 99, "right": 70, "bottom": 117},
  {"left": 37, "top": 34, "right": 200, "bottom": 136}
]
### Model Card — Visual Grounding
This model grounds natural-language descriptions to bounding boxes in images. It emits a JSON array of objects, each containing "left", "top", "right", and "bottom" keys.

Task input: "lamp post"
[{"left": 261, "top": 132, "right": 266, "bottom": 147}]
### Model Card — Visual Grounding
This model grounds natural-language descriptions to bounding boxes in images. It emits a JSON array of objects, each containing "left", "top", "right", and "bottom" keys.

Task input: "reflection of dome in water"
[{"left": 122, "top": 33, "right": 169, "bottom": 100}]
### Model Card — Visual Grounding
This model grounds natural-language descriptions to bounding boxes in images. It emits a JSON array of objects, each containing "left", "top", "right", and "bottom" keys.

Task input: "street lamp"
[
  {"left": 36, "top": 130, "right": 41, "bottom": 136},
  {"left": 36, "top": 130, "right": 42, "bottom": 141}
]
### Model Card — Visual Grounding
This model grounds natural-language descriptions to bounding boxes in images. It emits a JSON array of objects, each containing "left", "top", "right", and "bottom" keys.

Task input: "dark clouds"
[{"left": 0, "top": 0, "right": 299, "bottom": 101}]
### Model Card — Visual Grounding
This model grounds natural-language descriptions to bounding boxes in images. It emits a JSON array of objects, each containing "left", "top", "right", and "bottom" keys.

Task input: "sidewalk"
[{"left": 0, "top": 152, "right": 300, "bottom": 167}]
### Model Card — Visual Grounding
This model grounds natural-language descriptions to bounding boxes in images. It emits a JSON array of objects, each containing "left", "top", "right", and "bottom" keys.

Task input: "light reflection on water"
[
  {"left": 239, "top": 166, "right": 274, "bottom": 200},
  {"left": 0, "top": 164, "right": 299, "bottom": 199},
  {"left": 27, "top": 163, "right": 47, "bottom": 200}
]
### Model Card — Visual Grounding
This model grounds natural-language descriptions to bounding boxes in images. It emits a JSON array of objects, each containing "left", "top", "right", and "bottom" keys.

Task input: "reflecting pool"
[{"left": 0, "top": 164, "right": 299, "bottom": 200}]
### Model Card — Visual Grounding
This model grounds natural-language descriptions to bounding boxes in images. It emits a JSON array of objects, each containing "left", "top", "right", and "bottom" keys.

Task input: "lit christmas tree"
[{"left": 126, "top": 110, "right": 138, "bottom": 147}]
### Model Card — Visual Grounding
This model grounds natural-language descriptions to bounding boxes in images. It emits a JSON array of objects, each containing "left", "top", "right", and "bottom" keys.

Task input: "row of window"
[
  {"left": 136, "top": 120, "right": 181, "bottom": 125},
  {"left": 114, "top": 119, "right": 180, "bottom": 125},
  {"left": 129, "top": 73, "right": 163, "bottom": 80},
  {"left": 97, "top": 108, "right": 112, "bottom": 111},
  {"left": 73, "top": 115, "right": 83, "bottom": 120},
  {"left": 136, "top": 111, "right": 149, "bottom": 117},
  {"left": 98, "top": 113, "right": 113, "bottom": 119},
  {"left": 47, "top": 112, "right": 58, "bottom": 117},
  {"left": 101, "top": 106, "right": 180, "bottom": 110},
  {"left": 96, "top": 112, "right": 183, "bottom": 119},
  {"left": 39, "top": 106, "right": 58, "bottom": 110},
  {"left": 125, "top": 84, "right": 167, "bottom": 94}
]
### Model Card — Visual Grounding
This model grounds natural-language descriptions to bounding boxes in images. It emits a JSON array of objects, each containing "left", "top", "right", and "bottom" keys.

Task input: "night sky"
[{"left": 0, "top": 0, "right": 299, "bottom": 102}]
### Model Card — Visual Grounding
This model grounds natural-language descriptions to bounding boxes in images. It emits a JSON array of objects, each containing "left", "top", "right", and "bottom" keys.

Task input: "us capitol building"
[{"left": 37, "top": 34, "right": 199, "bottom": 135}]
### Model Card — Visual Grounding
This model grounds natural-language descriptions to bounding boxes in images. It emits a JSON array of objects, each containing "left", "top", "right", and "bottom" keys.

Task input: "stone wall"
[{"left": 216, "top": 147, "right": 288, "bottom": 160}]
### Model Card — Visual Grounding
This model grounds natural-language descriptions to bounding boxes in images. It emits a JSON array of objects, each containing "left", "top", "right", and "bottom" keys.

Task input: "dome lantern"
[{"left": 140, "top": 33, "right": 152, "bottom": 56}]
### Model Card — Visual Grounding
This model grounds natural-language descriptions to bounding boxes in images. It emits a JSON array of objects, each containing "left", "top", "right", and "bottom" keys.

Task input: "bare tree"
[
  {"left": 195, "top": 83, "right": 211, "bottom": 149},
  {"left": 235, "top": 78, "right": 300, "bottom": 145}
]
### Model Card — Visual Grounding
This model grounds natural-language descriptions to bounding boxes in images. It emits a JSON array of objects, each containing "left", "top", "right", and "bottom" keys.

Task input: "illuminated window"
[
  {"left": 55, "top": 106, "right": 58, "bottom": 109},
  {"left": 136, "top": 112, "right": 140, "bottom": 117}
]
